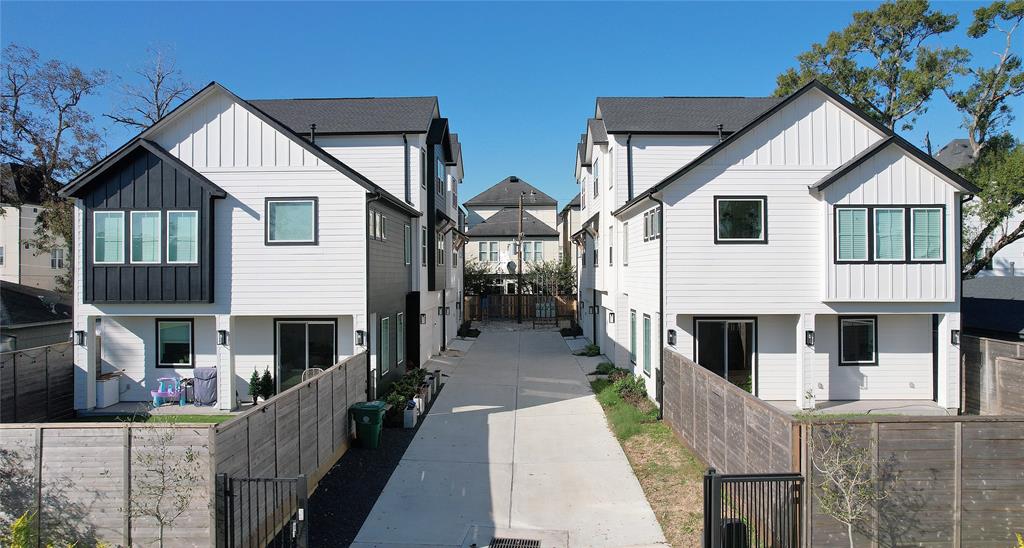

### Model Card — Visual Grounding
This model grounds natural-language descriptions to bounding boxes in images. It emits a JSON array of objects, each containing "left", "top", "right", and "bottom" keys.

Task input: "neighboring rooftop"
[
  {"left": 464, "top": 176, "right": 558, "bottom": 207},
  {"left": 963, "top": 277, "right": 1024, "bottom": 340},
  {"left": 465, "top": 207, "right": 559, "bottom": 238},
  {"left": 588, "top": 118, "right": 608, "bottom": 143},
  {"left": 562, "top": 193, "right": 581, "bottom": 213},
  {"left": 248, "top": 96, "right": 438, "bottom": 135},
  {"left": 1, "top": 281, "right": 73, "bottom": 327},
  {"left": 1, "top": 162, "right": 47, "bottom": 205},
  {"left": 934, "top": 138, "right": 975, "bottom": 171},
  {"left": 596, "top": 96, "right": 783, "bottom": 134}
]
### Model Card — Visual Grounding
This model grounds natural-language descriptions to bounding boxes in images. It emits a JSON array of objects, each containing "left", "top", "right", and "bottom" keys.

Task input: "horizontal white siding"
[
  {"left": 824, "top": 145, "right": 958, "bottom": 302},
  {"left": 755, "top": 315, "right": 799, "bottom": 400},
  {"left": 317, "top": 134, "right": 412, "bottom": 208},
  {"left": 619, "top": 206, "right": 661, "bottom": 396},
  {"left": 613, "top": 134, "right": 717, "bottom": 207}
]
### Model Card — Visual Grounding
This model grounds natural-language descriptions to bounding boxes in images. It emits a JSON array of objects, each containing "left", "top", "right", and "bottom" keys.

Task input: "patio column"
[
  {"left": 795, "top": 313, "right": 816, "bottom": 410},
  {"left": 216, "top": 315, "right": 236, "bottom": 411},
  {"left": 936, "top": 312, "right": 961, "bottom": 410},
  {"left": 73, "top": 315, "right": 97, "bottom": 410}
]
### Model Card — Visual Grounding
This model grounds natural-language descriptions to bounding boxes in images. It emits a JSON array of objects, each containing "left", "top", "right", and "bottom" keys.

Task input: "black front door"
[{"left": 276, "top": 320, "right": 336, "bottom": 392}]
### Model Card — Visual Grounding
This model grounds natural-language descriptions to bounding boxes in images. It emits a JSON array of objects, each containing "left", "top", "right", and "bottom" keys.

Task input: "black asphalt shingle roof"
[
  {"left": 464, "top": 176, "right": 557, "bottom": 207},
  {"left": 249, "top": 97, "right": 438, "bottom": 134},
  {"left": 934, "top": 138, "right": 975, "bottom": 170},
  {"left": 1, "top": 282, "right": 73, "bottom": 327},
  {"left": 465, "top": 207, "right": 559, "bottom": 238},
  {"left": 588, "top": 118, "right": 608, "bottom": 143},
  {"left": 596, "top": 96, "right": 783, "bottom": 134},
  {"left": 963, "top": 277, "right": 1024, "bottom": 340},
  {"left": 1, "top": 163, "right": 47, "bottom": 205}
]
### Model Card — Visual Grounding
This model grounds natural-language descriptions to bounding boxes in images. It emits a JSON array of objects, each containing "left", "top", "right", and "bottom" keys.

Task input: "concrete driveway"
[{"left": 352, "top": 327, "right": 667, "bottom": 548}]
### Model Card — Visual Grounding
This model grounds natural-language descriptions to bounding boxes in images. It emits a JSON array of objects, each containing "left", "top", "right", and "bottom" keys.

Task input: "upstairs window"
[
  {"left": 404, "top": 224, "right": 412, "bottom": 265},
  {"left": 94, "top": 211, "right": 125, "bottom": 264},
  {"left": 50, "top": 248, "right": 66, "bottom": 269},
  {"left": 643, "top": 209, "right": 662, "bottom": 241},
  {"left": 840, "top": 316, "right": 877, "bottom": 366},
  {"left": 266, "top": 198, "right": 317, "bottom": 245},
  {"left": 593, "top": 155, "right": 600, "bottom": 198},
  {"left": 479, "top": 241, "right": 498, "bottom": 262},
  {"left": 437, "top": 232, "right": 445, "bottom": 266},
  {"left": 622, "top": 222, "right": 629, "bottom": 266},
  {"left": 873, "top": 208, "right": 905, "bottom": 261},
  {"left": 435, "top": 145, "right": 445, "bottom": 196},
  {"left": 420, "top": 149, "right": 427, "bottom": 189},
  {"left": 836, "top": 208, "right": 868, "bottom": 261},
  {"left": 911, "top": 208, "right": 942, "bottom": 261},
  {"left": 608, "top": 225, "right": 613, "bottom": 266},
  {"left": 715, "top": 197, "right": 766, "bottom": 244},
  {"left": 421, "top": 227, "right": 427, "bottom": 267},
  {"left": 369, "top": 210, "right": 386, "bottom": 241},
  {"left": 131, "top": 211, "right": 161, "bottom": 264},
  {"left": 167, "top": 211, "right": 199, "bottom": 263},
  {"left": 523, "top": 241, "right": 544, "bottom": 263}
]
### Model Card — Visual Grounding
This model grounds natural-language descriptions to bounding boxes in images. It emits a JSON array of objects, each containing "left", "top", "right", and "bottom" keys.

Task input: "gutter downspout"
[
  {"left": 626, "top": 134, "right": 634, "bottom": 201},
  {"left": 650, "top": 192, "right": 666, "bottom": 420},
  {"left": 366, "top": 191, "right": 383, "bottom": 399}
]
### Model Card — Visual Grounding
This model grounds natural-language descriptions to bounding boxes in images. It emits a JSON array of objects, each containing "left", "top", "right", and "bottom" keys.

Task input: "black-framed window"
[
  {"left": 436, "top": 232, "right": 445, "bottom": 266},
  {"left": 643, "top": 208, "right": 661, "bottom": 241},
  {"left": 630, "top": 309, "right": 637, "bottom": 364},
  {"left": 266, "top": 197, "right": 318, "bottom": 245},
  {"left": 714, "top": 196, "right": 767, "bottom": 244},
  {"left": 834, "top": 205, "right": 945, "bottom": 264},
  {"left": 420, "top": 149, "right": 427, "bottom": 189},
  {"left": 156, "top": 318, "right": 194, "bottom": 368},
  {"left": 435, "top": 145, "right": 445, "bottom": 196},
  {"left": 839, "top": 316, "right": 877, "bottom": 366},
  {"left": 421, "top": 226, "right": 427, "bottom": 266}
]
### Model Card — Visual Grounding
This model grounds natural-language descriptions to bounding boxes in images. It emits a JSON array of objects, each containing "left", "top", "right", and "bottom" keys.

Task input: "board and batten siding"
[
  {"left": 662, "top": 88, "right": 890, "bottom": 315},
  {"left": 75, "top": 89, "right": 369, "bottom": 317},
  {"left": 822, "top": 144, "right": 958, "bottom": 302}
]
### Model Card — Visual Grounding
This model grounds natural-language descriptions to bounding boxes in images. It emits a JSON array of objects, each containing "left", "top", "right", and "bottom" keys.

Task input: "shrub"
[
  {"left": 560, "top": 323, "right": 583, "bottom": 337},
  {"left": 594, "top": 362, "right": 616, "bottom": 375},
  {"left": 259, "top": 368, "right": 275, "bottom": 401},
  {"left": 248, "top": 370, "right": 262, "bottom": 403},
  {"left": 613, "top": 374, "right": 648, "bottom": 404},
  {"left": 458, "top": 321, "right": 480, "bottom": 338},
  {"left": 607, "top": 368, "right": 630, "bottom": 382},
  {"left": 574, "top": 344, "right": 601, "bottom": 357}
]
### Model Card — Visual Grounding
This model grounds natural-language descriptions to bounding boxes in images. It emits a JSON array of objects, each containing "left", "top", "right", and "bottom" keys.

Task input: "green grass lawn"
[
  {"left": 591, "top": 379, "right": 706, "bottom": 547},
  {"left": 70, "top": 414, "right": 235, "bottom": 424}
]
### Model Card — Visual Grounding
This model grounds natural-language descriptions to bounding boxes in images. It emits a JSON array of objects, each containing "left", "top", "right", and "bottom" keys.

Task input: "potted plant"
[{"left": 248, "top": 370, "right": 262, "bottom": 404}]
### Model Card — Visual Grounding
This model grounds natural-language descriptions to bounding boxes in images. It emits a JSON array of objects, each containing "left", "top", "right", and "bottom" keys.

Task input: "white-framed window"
[
  {"left": 839, "top": 316, "right": 877, "bottom": 366},
  {"left": 380, "top": 212, "right": 387, "bottom": 240},
  {"left": 93, "top": 211, "right": 125, "bottom": 264},
  {"left": 593, "top": 154, "right": 600, "bottom": 197},
  {"left": 404, "top": 224, "right": 412, "bottom": 265},
  {"left": 266, "top": 198, "right": 317, "bottom": 245},
  {"left": 380, "top": 316, "right": 391, "bottom": 374},
  {"left": 369, "top": 210, "right": 386, "bottom": 241},
  {"left": 479, "top": 241, "right": 498, "bottom": 262},
  {"left": 421, "top": 226, "right": 427, "bottom": 266},
  {"left": 167, "top": 210, "right": 199, "bottom": 263},
  {"left": 836, "top": 208, "right": 868, "bottom": 261},
  {"left": 435, "top": 145, "right": 445, "bottom": 195},
  {"left": 630, "top": 309, "right": 637, "bottom": 364},
  {"left": 420, "top": 149, "right": 427, "bottom": 189},
  {"left": 437, "top": 232, "right": 445, "bottom": 266},
  {"left": 873, "top": 208, "right": 905, "bottom": 261},
  {"left": 622, "top": 222, "right": 629, "bottom": 266},
  {"left": 130, "top": 211, "right": 161, "bottom": 264},
  {"left": 911, "top": 207, "right": 942, "bottom": 261},
  {"left": 50, "top": 248, "right": 66, "bottom": 269},
  {"left": 157, "top": 318, "right": 193, "bottom": 367},
  {"left": 522, "top": 241, "right": 543, "bottom": 263},
  {"left": 643, "top": 209, "right": 661, "bottom": 241},
  {"left": 714, "top": 196, "right": 766, "bottom": 243},
  {"left": 397, "top": 313, "right": 406, "bottom": 365},
  {"left": 608, "top": 225, "right": 614, "bottom": 266},
  {"left": 643, "top": 314, "right": 652, "bottom": 375}
]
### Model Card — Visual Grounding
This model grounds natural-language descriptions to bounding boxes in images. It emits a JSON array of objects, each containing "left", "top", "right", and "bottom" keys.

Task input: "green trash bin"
[{"left": 350, "top": 401, "right": 386, "bottom": 449}]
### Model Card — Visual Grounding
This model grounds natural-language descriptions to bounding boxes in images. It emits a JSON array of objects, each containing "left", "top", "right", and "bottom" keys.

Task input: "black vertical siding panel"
[
  {"left": 176, "top": 169, "right": 188, "bottom": 209},
  {"left": 190, "top": 267, "right": 201, "bottom": 301},
  {"left": 93, "top": 268, "right": 104, "bottom": 301},
  {"left": 106, "top": 267, "right": 119, "bottom": 301},
  {"left": 121, "top": 267, "right": 133, "bottom": 301},
  {"left": 149, "top": 267, "right": 162, "bottom": 302},
  {"left": 163, "top": 160, "right": 175, "bottom": 210},
  {"left": 162, "top": 268, "right": 175, "bottom": 301},
  {"left": 176, "top": 266, "right": 188, "bottom": 301}
]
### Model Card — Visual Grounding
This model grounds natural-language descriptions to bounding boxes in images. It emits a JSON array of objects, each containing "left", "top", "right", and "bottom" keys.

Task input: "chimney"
[
  {"left": 309, "top": 123, "right": 317, "bottom": 144},
  {"left": 717, "top": 124, "right": 724, "bottom": 142}
]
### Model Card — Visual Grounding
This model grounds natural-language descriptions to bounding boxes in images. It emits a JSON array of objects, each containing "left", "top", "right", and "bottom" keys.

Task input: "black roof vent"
[{"left": 509, "top": 176, "right": 519, "bottom": 182}]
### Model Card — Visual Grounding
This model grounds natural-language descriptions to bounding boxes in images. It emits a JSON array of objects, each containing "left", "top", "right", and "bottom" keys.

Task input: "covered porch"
[{"left": 73, "top": 314, "right": 358, "bottom": 412}]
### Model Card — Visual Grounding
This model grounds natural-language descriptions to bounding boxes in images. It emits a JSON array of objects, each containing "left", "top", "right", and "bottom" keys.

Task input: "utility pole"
[{"left": 517, "top": 191, "right": 524, "bottom": 324}]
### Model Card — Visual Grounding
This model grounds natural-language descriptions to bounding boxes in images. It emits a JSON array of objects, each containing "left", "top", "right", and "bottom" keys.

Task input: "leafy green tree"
[
  {"left": 775, "top": 0, "right": 966, "bottom": 131},
  {"left": 523, "top": 258, "right": 577, "bottom": 295},
  {"left": 961, "top": 136, "right": 1024, "bottom": 277},
  {"left": 463, "top": 258, "right": 494, "bottom": 295}
]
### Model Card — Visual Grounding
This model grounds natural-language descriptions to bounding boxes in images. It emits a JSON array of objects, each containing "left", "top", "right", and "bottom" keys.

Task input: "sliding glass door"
[
  {"left": 276, "top": 320, "right": 336, "bottom": 392},
  {"left": 695, "top": 319, "right": 756, "bottom": 394}
]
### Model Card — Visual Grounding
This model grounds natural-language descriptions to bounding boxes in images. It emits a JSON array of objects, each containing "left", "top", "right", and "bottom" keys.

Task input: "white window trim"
[
  {"left": 839, "top": 317, "right": 877, "bottom": 365},
  {"left": 421, "top": 226, "right": 427, "bottom": 267},
  {"left": 872, "top": 208, "right": 906, "bottom": 261},
  {"left": 404, "top": 224, "right": 412, "bottom": 265},
  {"left": 166, "top": 210, "right": 200, "bottom": 264},
  {"left": 397, "top": 312, "right": 406, "bottom": 365},
  {"left": 910, "top": 207, "right": 943, "bottom": 262},
  {"left": 50, "top": 248, "right": 66, "bottom": 269},
  {"left": 715, "top": 197, "right": 766, "bottom": 242},
  {"left": 130, "top": 211, "right": 162, "bottom": 265},
  {"left": 157, "top": 319, "right": 193, "bottom": 367},
  {"left": 267, "top": 199, "right": 316, "bottom": 243},
  {"left": 93, "top": 210, "right": 125, "bottom": 264},
  {"left": 381, "top": 316, "right": 391, "bottom": 374},
  {"left": 836, "top": 207, "right": 869, "bottom": 262}
]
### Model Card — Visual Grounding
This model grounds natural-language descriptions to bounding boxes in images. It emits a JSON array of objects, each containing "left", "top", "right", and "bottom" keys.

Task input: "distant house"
[
  {"left": 557, "top": 193, "right": 581, "bottom": 264},
  {"left": 0, "top": 163, "right": 68, "bottom": 291},
  {"left": 963, "top": 277, "right": 1024, "bottom": 341},
  {"left": 935, "top": 138, "right": 1023, "bottom": 277},
  {"left": 1, "top": 281, "right": 72, "bottom": 351},
  {"left": 464, "top": 176, "right": 559, "bottom": 293}
]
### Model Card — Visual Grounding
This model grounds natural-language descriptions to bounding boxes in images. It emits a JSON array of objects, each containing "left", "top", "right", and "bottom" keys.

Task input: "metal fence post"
[
  {"left": 295, "top": 474, "right": 309, "bottom": 548},
  {"left": 704, "top": 468, "right": 722, "bottom": 548}
]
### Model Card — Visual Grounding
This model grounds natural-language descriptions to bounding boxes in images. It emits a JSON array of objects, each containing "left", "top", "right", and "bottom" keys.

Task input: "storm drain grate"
[{"left": 490, "top": 538, "right": 541, "bottom": 548}]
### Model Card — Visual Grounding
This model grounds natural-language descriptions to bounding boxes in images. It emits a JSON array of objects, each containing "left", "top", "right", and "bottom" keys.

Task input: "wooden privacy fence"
[
  {"left": 802, "top": 417, "right": 1024, "bottom": 547},
  {"left": 0, "top": 422, "right": 214, "bottom": 547},
  {"left": 0, "top": 342, "right": 75, "bottom": 423},
  {"left": 213, "top": 351, "right": 368, "bottom": 546},
  {"left": 661, "top": 347, "right": 796, "bottom": 474},
  {"left": 962, "top": 334, "right": 1024, "bottom": 415},
  {"left": 464, "top": 294, "right": 576, "bottom": 322}
]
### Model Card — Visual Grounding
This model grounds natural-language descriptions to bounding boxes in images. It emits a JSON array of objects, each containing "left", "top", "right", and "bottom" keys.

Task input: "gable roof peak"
[{"left": 464, "top": 176, "right": 558, "bottom": 207}]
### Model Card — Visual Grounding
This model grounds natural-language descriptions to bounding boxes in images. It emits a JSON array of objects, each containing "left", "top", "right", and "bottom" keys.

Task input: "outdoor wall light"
[
  {"left": 420, "top": 314, "right": 427, "bottom": 324},
  {"left": 217, "top": 330, "right": 229, "bottom": 346},
  {"left": 805, "top": 330, "right": 815, "bottom": 347},
  {"left": 951, "top": 329, "right": 960, "bottom": 345},
  {"left": 74, "top": 330, "right": 85, "bottom": 346},
  {"left": 667, "top": 329, "right": 677, "bottom": 346},
  {"left": 437, "top": 306, "right": 444, "bottom": 316},
  {"left": 445, "top": 306, "right": 451, "bottom": 316},
  {"left": 608, "top": 312, "right": 615, "bottom": 324},
  {"left": 356, "top": 330, "right": 366, "bottom": 347}
]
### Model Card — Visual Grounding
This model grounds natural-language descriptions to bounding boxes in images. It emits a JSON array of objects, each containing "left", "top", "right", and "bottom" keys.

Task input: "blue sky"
[{"left": 3, "top": 1, "right": 1020, "bottom": 208}]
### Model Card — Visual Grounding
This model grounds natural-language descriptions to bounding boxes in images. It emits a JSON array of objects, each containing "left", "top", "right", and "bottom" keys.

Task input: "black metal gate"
[
  {"left": 215, "top": 473, "right": 308, "bottom": 548},
  {"left": 703, "top": 468, "right": 803, "bottom": 548}
]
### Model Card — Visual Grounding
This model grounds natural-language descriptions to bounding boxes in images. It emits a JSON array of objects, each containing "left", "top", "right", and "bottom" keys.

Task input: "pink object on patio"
[{"left": 151, "top": 377, "right": 182, "bottom": 407}]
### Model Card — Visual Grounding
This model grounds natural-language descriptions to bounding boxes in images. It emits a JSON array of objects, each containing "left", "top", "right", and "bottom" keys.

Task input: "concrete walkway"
[{"left": 352, "top": 328, "right": 667, "bottom": 548}]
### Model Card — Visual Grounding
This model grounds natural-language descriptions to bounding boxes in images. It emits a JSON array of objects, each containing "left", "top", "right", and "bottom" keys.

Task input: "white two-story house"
[
  {"left": 575, "top": 80, "right": 978, "bottom": 412},
  {"left": 61, "top": 82, "right": 464, "bottom": 411}
]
